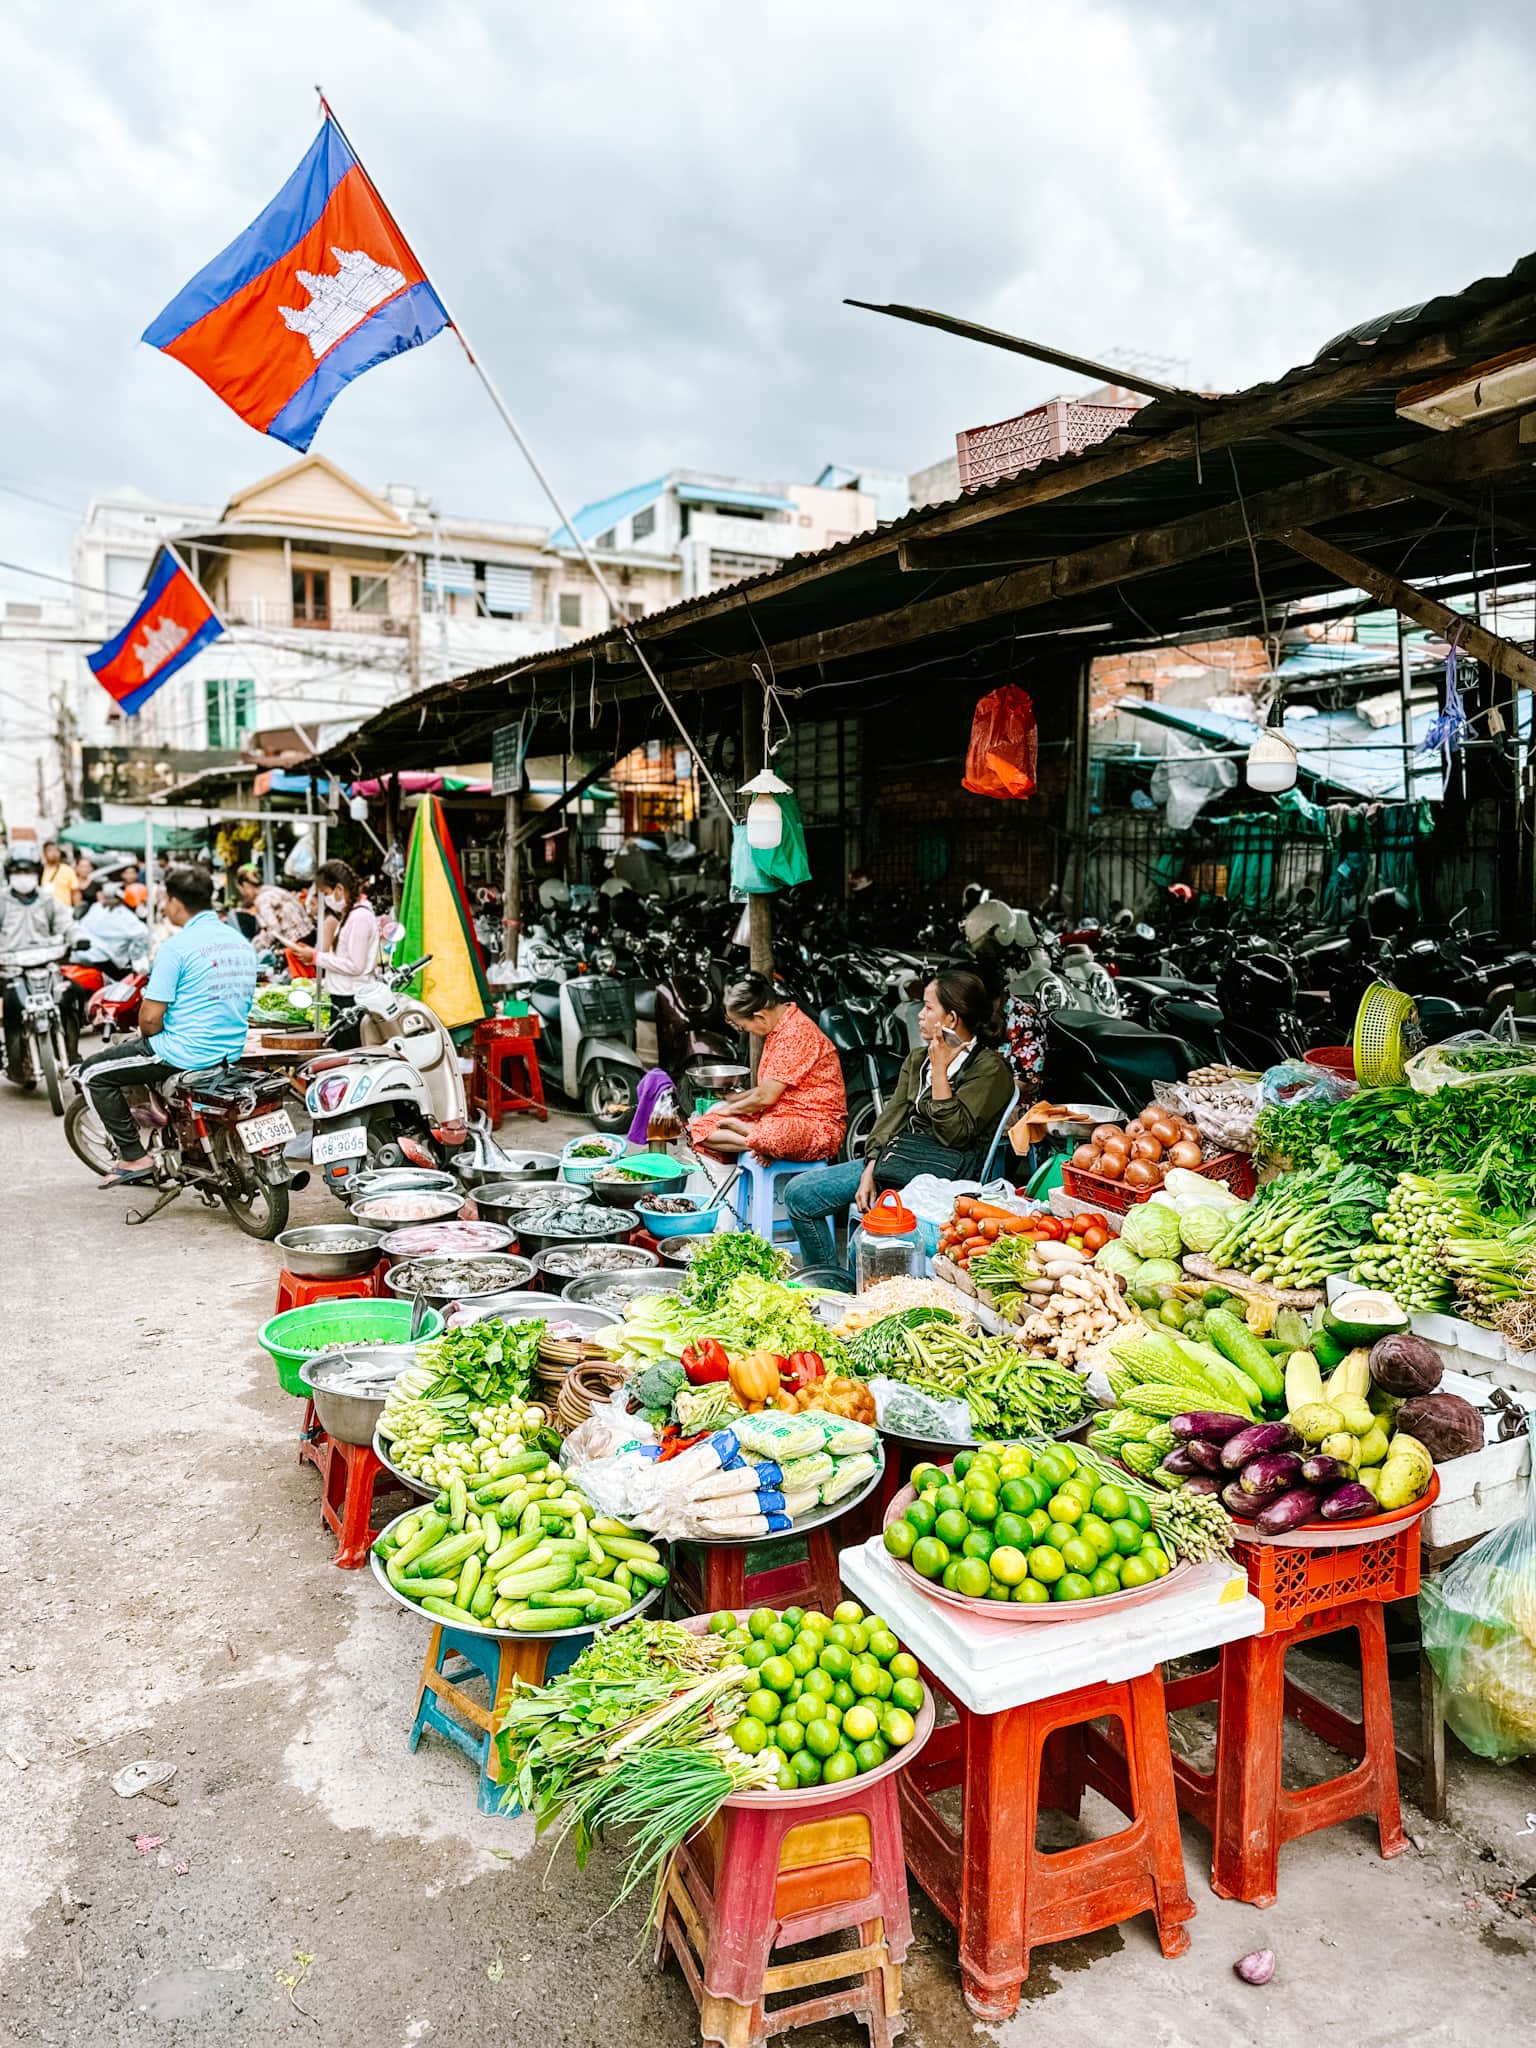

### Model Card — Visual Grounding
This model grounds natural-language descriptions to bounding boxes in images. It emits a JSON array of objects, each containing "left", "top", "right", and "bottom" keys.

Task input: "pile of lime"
[
  {"left": 716, "top": 1600, "right": 927, "bottom": 1790},
  {"left": 882, "top": 1440, "right": 1174, "bottom": 1605}
]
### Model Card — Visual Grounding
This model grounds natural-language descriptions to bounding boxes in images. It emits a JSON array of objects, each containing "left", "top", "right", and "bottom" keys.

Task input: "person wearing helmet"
[{"left": 1, "top": 850, "right": 70, "bottom": 1087}]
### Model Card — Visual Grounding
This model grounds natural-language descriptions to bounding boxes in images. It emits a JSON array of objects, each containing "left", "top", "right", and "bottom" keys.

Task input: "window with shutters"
[
  {"left": 559, "top": 592, "right": 583, "bottom": 629},
  {"left": 291, "top": 568, "right": 330, "bottom": 625},
  {"left": 350, "top": 572, "right": 389, "bottom": 614},
  {"left": 632, "top": 505, "right": 657, "bottom": 541},
  {"left": 205, "top": 677, "right": 256, "bottom": 747},
  {"left": 484, "top": 565, "right": 534, "bottom": 616}
]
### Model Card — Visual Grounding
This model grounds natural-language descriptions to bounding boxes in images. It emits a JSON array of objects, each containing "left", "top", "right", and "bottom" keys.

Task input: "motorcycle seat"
[{"left": 169, "top": 1062, "right": 286, "bottom": 1103}]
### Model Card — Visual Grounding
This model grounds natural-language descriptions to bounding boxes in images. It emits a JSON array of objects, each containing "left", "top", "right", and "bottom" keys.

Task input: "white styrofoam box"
[
  {"left": 1420, "top": 1366, "right": 1532, "bottom": 1549},
  {"left": 837, "top": 1538, "right": 1263, "bottom": 1715}
]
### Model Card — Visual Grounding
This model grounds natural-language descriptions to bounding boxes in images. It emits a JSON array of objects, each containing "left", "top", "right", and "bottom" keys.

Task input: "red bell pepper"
[
  {"left": 657, "top": 1425, "right": 709, "bottom": 1461},
  {"left": 681, "top": 1337, "right": 730, "bottom": 1385},
  {"left": 784, "top": 1350, "right": 825, "bottom": 1391}
]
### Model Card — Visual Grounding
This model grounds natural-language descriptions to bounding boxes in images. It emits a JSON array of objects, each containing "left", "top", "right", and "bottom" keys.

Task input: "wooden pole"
[
  {"left": 739, "top": 681, "right": 772, "bottom": 1076},
  {"left": 502, "top": 784, "right": 521, "bottom": 971}
]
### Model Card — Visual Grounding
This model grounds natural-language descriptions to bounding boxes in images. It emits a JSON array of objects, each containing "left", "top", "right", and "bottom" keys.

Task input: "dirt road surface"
[{"left": 2, "top": 1083, "right": 1534, "bottom": 2046}]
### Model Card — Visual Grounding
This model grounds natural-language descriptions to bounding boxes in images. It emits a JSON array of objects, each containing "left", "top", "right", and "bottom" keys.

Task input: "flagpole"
[{"left": 314, "top": 90, "right": 734, "bottom": 821}]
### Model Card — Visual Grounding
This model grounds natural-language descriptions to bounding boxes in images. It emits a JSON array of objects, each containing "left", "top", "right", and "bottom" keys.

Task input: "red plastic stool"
[
  {"left": 472, "top": 1016, "right": 546, "bottom": 1125},
  {"left": 657, "top": 1779, "right": 911, "bottom": 2048},
  {"left": 274, "top": 1266, "right": 383, "bottom": 1315},
  {"left": 670, "top": 1527, "right": 844, "bottom": 1619},
  {"left": 899, "top": 1668, "right": 1194, "bottom": 2018},
  {"left": 296, "top": 1427, "right": 411, "bottom": 1568}
]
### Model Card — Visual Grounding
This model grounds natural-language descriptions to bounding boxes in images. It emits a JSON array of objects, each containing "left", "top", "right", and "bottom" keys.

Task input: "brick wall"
[{"left": 1090, "top": 636, "right": 1268, "bottom": 723}]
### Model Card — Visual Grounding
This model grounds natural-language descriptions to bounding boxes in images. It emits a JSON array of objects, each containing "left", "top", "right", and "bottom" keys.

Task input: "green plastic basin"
[{"left": 257, "top": 1297, "right": 445, "bottom": 1399}]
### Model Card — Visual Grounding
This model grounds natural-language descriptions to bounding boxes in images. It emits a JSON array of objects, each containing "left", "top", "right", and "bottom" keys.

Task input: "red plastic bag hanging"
[{"left": 963, "top": 684, "right": 1038, "bottom": 799}]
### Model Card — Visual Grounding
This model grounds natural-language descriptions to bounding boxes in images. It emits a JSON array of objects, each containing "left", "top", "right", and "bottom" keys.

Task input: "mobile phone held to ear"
[{"left": 940, "top": 1025, "right": 961, "bottom": 1046}]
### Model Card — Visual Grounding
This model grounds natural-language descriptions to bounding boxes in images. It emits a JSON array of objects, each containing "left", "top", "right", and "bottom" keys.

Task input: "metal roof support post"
[
  {"left": 1067, "top": 654, "right": 1093, "bottom": 919},
  {"left": 740, "top": 678, "right": 772, "bottom": 1077}
]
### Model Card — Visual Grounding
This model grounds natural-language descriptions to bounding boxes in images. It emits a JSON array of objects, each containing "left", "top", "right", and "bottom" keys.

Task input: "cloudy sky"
[{"left": 4, "top": 0, "right": 1536, "bottom": 598}]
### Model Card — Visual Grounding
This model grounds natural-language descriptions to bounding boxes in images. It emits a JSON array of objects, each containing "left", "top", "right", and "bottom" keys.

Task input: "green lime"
[
  {"left": 1119, "top": 1554, "right": 1155, "bottom": 1588},
  {"left": 1089, "top": 1565, "right": 1122, "bottom": 1598},
  {"left": 1110, "top": 1518, "right": 1144, "bottom": 1557},
  {"left": 941, "top": 1561, "right": 963, "bottom": 1591},
  {"left": 1035, "top": 1451, "right": 1072, "bottom": 1491},
  {"left": 759, "top": 1655, "right": 796, "bottom": 1693},
  {"left": 849, "top": 1658, "right": 883, "bottom": 1696},
  {"left": 904, "top": 1498, "right": 937, "bottom": 1538},
  {"left": 1013, "top": 1577, "right": 1051, "bottom": 1603},
  {"left": 866, "top": 1629, "right": 900, "bottom": 1664},
  {"left": 992, "top": 1511, "right": 1029, "bottom": 1550},
  {"left": 791, "top": 1749, "right": 823, "bottom": 1787},
  {"left": 843, "top": 1703, "right": 880, "bottom": 1743},
  {"left": 935, "top": 1509, "right": 970, "bottom": 1549},
  {"left": 786, "top": 1680, "right": 803, "bottom": 1702},
  {"left": 786, "top": 1640, "right": 817, "bottom": 1675},
  {"left": 1091, "top": 1483, "right": 1130, "bottom": 1522},
  {"left": 1055, "top": 1445, "right": 1079, "bottom": 1475},
  {"left": 986, "top": 1581, "right": 1013, "bottom": 1601},
  {"left": 1079, "top": 1517, "right": 1116, "bottom": 1560},
  {"left": 1046, "top": 1522, "right": 1078, "bottom": 1551},
  {"left": 775, "top": 1715, "right": 805, "bottom": 1752},
  {"left": 802, "top": 1667, "right": 834, "bottom": 1700},
  {"left": 1047, "top": 1492, "right": 1084, "bottom": 1524},
  {"left": 825, "top": 1624, "right": 852, "bottom": 1650},
  {"left": 742, "top": 1641, "right": 770, "bottom": 1670},
  {"left": 997, "top": 1480, "right": 1033, "bottom": 1518},
  {"left": 823, "top": 1702, "right": 842, "bottom": 1727},
  {"left": 747, "top": 1609, "right": 777, "bottom": 1640},
  {"left": 962, "top": 1529, "right": 996, "bottom": 1562},
  {"left": 1060, "top": 1536, "right": 1098, "bottom": 1577},
  {"left": 913, "top": 1464, "right": 944, "bottom": 1494},
  {"left": 881, "top": 1706, "right": 917, "bottom": 1748},
  {"left": 1026, "top": 1508, "right": 1052, "bottom": 1544},
  {"left": 846, "top": 1624, "right": 870, "bottom": 1654},
  {"left": 707, "top": 1611, "right": 737, "bottom": 1634},
  {"left": 988, "top": 1543, "right": 1028, "bottom": 1587},
  {"left": 884, "top": 1520, "right": 916, "bottom": 1562},
  {"left": 1142, "top": 1545, "right": 1171, "bottom": 1578},
  {"left": 910, "top": 1537, "right": 949, "bottom": 1582},
  {"left": 822, "top": 1749, "right": 857, "bottom": 1783},
  {"left": 1028, "top": 1545, "right": 1065, "bottom": 1585},
  {"left": 954, "top": 1557, "right": 992, "bottom": 1599},
  {"left": 890, "top": 1653, "right": 919, "bottom": 1682},
  {"left": 951, "top": 1451, "right": 974, "bottom": 1480},
  {"left": 853, "top": 1738, "right": 889, "bottom": 1774},
  {"left": 891, "top": 1676, "right": 925, "bottom": 1714},
  {"left": 817, "top": 1643, "right": 852, "bottom": 1680},
  {"left": 804, "top": 1717, "right": 840, "bottom": 1760},
  {"left": 745, "top": 1689, "right": 780, "bottom": 1725},
  {"left": 1055, "top": 1572, "right": 1094, "bottom": 1602},
  {"left": 832, "top": 1681, "right": 856, "bottom": 1710},
  {"left": 732, "top": 1715, "right": 767, "bottom": 1754},
  {"left": 775, "top": 1758, "right": 798, "bottom": 1791},
  {"left": 766, "top": 1621, "right": 794, "bottom": 1653},
  {"left": 793, "top": 1694, "right": 823, "bottom": 1725},
  {"left": 933, "top": 1485, "right": 966, "bottom": 1515},
  {"left": 1124, "top": 1496, "right": 1153, "bottom": 1531},
  {"left": 964, "top": 1490, "right": 998, "bottom": 1526}
]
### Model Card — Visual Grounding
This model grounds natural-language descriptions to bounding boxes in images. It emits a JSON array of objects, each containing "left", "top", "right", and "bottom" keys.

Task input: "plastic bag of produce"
[
  {"left": 1420, "top": 1462, "right": 1536, "bottom": 1761},
  {"left": 811, "top": 1414, "right": 878, "bottom": 1458},
  {"left": 869, "top": 1376, "right": 973, "bottom": 1443},
  {"left": 820, "top": 1452, "right": 878, "bottom": 1504},
  {"left": 1405, "top": 1028, "right": 1536, "bottom": 1095},
  {"left": 732, "top": 1411, "right": 828, "bottom": 1461},
  {"left": 1261, "top": 1058, "right": 1356, "bottom": 1108}
]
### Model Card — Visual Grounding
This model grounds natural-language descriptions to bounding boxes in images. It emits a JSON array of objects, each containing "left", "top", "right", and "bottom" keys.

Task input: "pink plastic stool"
[{"left": 657, "top": 1775, "right": 911, "bottom": 2047}]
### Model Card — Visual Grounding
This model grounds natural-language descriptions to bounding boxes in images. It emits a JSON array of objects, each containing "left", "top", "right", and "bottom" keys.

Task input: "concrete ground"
[{"left": 2, "top": 1079, "right": 1535, "bottom": 2048}]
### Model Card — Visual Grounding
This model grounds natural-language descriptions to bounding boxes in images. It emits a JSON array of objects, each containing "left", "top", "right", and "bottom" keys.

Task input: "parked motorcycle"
[
  {"left": 301, "top": 956, "right": 471, "bottom": 1201},
  {"left": 64, "top": 1058, "right": 300, "bottom": 1237},
  {"left": 1, "top": 940, "right": 70, "bottom": 1114},
  {"left": 515, "top": 971, "right": 647, "bottom": 1132}
]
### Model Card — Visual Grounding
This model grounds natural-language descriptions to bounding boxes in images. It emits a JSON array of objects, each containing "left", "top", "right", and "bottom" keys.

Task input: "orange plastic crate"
[{"left": 1233, "top": 1526, "right": 1421, "bottom": 1633}]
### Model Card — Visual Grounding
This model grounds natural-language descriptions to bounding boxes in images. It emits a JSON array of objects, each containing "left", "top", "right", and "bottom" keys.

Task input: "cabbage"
[
  {"left": 1162, "top": 1167, "right": 1245, "bottom": 1213},
  {"left": 1120, "top": 1201, "right": 1183, "bottom": 1262},
  {"left": 1178, "top": 1206, "right": 1231, "bottom": 1255},
  {"left": 1135, "top": 1258, "right": 1184, "bottom": 1290},
  {"left": 1094, "top": 1239, "right": 1143, "bottom": 1285}
]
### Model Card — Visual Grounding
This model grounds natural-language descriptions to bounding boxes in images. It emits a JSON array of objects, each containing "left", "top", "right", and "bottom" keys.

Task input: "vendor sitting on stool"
[
  {"left": 782, "top": 969, "right": 1014, "bottom": 1275},
  {"left": 688, "top": 972, "right": 846, "bottom": 1163}
]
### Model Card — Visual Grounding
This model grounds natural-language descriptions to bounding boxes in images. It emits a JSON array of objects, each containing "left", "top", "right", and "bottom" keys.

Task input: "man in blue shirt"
[{"left": 80, "top": 865, "right": 257, "bottom": 1187}]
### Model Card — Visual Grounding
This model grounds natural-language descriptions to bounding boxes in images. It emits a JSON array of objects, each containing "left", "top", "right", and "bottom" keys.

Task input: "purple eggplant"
[
  {"left": 1300, "top": 1454, "right": 1357, "bottom": 1489},
  {"left": 1318, "top": 1481, "right": 1379, "bottom": 1521},
  {"left": 1221, "top": 1481, "right": 1261, "bottom": 1520},
  {"left": 1255, "top": 1486, "right": 1322, "bottom": 1535},
  {"left": 1183, "top": 1475, "right": 1220, "bottom": 1496},
  {"left": 1184, "top": 1439, "right": 1227, "bottom": 1474},
  {"left": 1170, "top": 1411, "right": 1251, "bottom": 1445},
  {"left": 1220, "top": 1422, "right": 1301, "bottom": 1474},
  {"left": 1161, "top": 1447, "right": 1205, "bottom": 1478},
  {"left": 1239, "top": 1452, "right": 1305, "bottom": 1500}
]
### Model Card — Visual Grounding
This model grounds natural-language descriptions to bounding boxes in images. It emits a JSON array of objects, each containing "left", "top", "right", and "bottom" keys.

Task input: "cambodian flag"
[
  {"left": 87, "top": 550, "right": 224, "bottom": 714},
  {"left": 143, "top": 119, "right": 449, "bottom": 452}
]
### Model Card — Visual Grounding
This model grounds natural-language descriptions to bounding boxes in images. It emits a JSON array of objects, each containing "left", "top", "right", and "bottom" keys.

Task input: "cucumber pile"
[{"left": 372, "top": 1451, "right": 666, "bottom": 1633}]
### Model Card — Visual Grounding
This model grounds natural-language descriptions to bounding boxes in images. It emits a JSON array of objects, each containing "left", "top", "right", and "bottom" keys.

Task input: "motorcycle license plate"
[
  {"left": 311, "top": 1125, "right": 368, "bottom": 1165},
  {"left": 237, "top": 1108, "right": 296, "bottom": 1153}
]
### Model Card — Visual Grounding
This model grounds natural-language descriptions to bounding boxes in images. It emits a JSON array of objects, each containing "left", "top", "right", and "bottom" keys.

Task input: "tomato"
[
  {"left": 1068, "top": 1214, "right": 1097, "bottom": 1237},
  {"left": 1082, "top": 1224, "right": 1109, "bottom": 1252},
  {"left": 1033, "top": 1215, "right": 1064, "bottom": 1241}
]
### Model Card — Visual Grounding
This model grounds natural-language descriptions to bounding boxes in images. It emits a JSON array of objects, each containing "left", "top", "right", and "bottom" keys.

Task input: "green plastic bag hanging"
[
  {"left": 730, "top": 794, "right": 812, "bottom": 893},
  {"left": 1420, "top": 1456, "right": 1536, "bottom": 1761}
]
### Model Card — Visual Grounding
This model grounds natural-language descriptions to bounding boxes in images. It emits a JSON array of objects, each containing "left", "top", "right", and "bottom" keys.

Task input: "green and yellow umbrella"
[{"left": 396, "top": 795, "right": 490, "bottom": 1030}]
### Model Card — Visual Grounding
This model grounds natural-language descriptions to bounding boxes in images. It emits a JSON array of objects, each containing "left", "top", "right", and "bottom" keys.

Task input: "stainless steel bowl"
[
  {"left": 562, "top": 1267, "right": 684, "bottom": 1308},
  {"left": 590, "top": 1166, "right": 689, "bottom": 1210},
  {"left": 655, "top": 1232, "right": 713, "bottom": 1266},
  {"left": 684, "top": 1061, "right": 751, "bottom": 1096},
  {"left": 453, "top": 1150, "right": 560, "bottom": 1190},
  {"left": 350, "top": 1191, "right": 464, "bottom": 1229},
  {"left": 449, "top": 1296, "right": 620, "bottom": 1335},
  {"left": 299, "top": 1343, "right": 418, "bottom": 1446},
  {"left": 383, "top": 1252, "right": 534, "bottom": 1301},
  {"left": 376, "top": 1220, "right": 515, "bottom": 1258},
  {"left": 533, "top": 1243, "right": 659, "bottom": 1285},
  {"left": 274, "top": 1223, "right": 385, "bottom": 1278},
  {"left": 473, "top": 1178, "right": 592, "bottom": 1228}
]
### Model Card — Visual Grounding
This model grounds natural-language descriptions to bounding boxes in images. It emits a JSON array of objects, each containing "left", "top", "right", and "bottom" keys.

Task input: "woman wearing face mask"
[{"left": 291, "top": 861, "right": 379, "bottom": 1037}]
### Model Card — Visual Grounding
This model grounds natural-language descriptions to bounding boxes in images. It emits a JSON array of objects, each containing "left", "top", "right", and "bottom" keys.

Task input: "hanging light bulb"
[
  {"left": 739, "top": 767, "right": 792, "bottom": 849},
  {"left": 1245, "top": 702, "right": 1298, "bottom": 795}
]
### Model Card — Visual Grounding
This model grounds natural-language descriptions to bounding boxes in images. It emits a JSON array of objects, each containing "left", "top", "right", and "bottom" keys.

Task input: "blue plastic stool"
[
  {"left": 409, "top": 1622, "right": 591, "bottom": 1815},
  {"left": 730, "top": 1152, "right": 830, "bottom": 1245}
]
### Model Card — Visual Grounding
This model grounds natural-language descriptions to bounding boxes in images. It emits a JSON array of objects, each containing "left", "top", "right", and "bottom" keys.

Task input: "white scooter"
[{"left": 300, "top": 955, "right": 471, "bottom": 1202}]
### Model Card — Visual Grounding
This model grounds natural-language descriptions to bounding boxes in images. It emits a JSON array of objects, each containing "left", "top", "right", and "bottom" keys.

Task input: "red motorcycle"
[{"left": 83, "top": 967, "right": 146, "bottom": 1044}]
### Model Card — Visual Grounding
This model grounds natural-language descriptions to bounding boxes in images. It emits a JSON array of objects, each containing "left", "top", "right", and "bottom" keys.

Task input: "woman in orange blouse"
[{"left": 689, "top": 973, "right": 846, "bottom": 1163}]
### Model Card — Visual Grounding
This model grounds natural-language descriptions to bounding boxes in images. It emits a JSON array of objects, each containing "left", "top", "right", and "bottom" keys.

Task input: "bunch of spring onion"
[
  {"left": 496, "top": 1619, "right": 776, "bottom": 1927},
  {"left": 1348, "top": 1169, "right": 1492, "bottom": 1312},
  {"left": 1437, "top": 1219, "right": 1536, "bottom": 1328}
]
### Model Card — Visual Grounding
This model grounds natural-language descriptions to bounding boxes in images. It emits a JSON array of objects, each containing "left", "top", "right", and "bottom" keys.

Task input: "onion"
[
  {"left": 1147, "top": 1115, "right": 1179, "bottom": 1148},
  {"left": 1125, "top": 1117, "right": 1145, "bottom": 1137},
  {"left": 1123, "top": 1159, "right": 1155, "bottom": 1188},
  {"left": 1234, "top": 1949, "right": 1275, "bottom": 1986},
  {"left": 1095, "top": 1151, "right": 1125, "bottom": 1180},
  {"left": 1072, "top": 1143, "right": 1100, "bottom": 1170},
  {"left": 1130, "top": 1134, "right": 1164, "bottom": 1161},
  {"left": 1091, "top": 1123, "right": 1123, "bottom": 1147},
  {"left": 1168, "top": 1139, "right": 1204, "bottom": 1169}
]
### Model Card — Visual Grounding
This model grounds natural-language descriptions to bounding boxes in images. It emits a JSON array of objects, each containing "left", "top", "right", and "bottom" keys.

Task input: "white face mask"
[
  {"left": 10, "top": 875, "right": 38, "bottom": 896},
  {"left": 323, "top": 892, "right": 348, "bottom": 914}
]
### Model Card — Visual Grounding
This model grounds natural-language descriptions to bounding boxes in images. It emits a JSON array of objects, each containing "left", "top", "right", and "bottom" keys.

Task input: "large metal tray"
[{"left": 687, "top": 1443, "right": 886, "bottom": 1550}]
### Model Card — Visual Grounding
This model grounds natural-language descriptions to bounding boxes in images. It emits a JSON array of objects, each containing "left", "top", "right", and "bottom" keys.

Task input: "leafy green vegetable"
[
  {"left": 614, "top": 1273, "right": 850, "bottom": 1371},
  {"left": 1121, "top": 1202, "right": 1183, "bottom": 1262},
  {"left": 1178, "top": 1206, "right": 1230, "bottom": 1256},
  {"left": 846, "top": 1306, "right": 961, "bottom": 1375},
  {"left": 680, "top": 1230, "right": 790, "bottom": 1312},
  {"left": 413, "top": 1316, "right": 542, "bottom": 1402}
]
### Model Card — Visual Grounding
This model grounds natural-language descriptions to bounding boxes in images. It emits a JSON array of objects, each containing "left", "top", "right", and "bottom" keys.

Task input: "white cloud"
[{"left": 3, "top": 0, "right": 1536, "bottom": 592}]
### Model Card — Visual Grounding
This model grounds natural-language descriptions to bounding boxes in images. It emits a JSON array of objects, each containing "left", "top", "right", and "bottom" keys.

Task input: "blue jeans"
[{"left": 782, "top": 1157, "right": 865, "bottom": 1274}]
